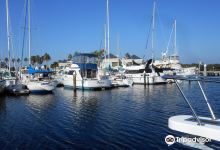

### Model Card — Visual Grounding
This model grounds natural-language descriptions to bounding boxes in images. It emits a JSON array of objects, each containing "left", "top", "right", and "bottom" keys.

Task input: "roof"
[
  {"left": 74, "top": 53, "right": 97, "bottom": 58},
  {"left": 130, "top": 55, "right": 141, "bottom": 59},
  {"left": 103, "top": 53, "right": 118, "bottom": 59}
]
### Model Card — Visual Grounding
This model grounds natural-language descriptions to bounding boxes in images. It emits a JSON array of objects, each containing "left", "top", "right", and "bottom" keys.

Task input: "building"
[
  {"left": 121, "top": 54, "right": 143, "bottom": 67},
  {"left": 101, "top": 53, "right": 121, "bottom": 69}
]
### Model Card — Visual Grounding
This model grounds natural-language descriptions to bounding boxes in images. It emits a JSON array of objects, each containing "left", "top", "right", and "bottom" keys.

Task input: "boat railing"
[{"left": 163, "top": 75, "right": 218, "bottom": 125}]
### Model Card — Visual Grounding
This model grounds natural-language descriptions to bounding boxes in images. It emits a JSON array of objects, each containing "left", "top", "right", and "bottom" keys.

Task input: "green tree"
[
  {"left": 68, "top": 54, "right": 73, "bottom": 61},
  {"left": 43, "top": 53, "right": 51, "bottom": 68},
  {"left": 12, "top": 58, "right": 16, "bottom": 67},
  {"left": 31, "top": 56, "right": 37, "bottom": 66},
  {"left": 4, "top": 57, "right": 8, "bottom": 63},
  {"left": 17, "top": 58, "right": 21, "bottom": 66},
  {"left": 24, "top": 57, "right": 28, "bottom": 65}
]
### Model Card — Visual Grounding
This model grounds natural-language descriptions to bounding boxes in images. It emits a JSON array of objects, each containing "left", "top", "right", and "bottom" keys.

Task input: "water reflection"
[{"left": 26, "top": 93, "right": 56, "bottom": 112}]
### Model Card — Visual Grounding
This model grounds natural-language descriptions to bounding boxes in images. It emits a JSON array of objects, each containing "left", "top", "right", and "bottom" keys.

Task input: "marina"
[
  {"left": 0, "top": 0, "right": 220, "bottom": 149},
  {"left": 0, "top": 81, "right": 220, "bottom": 149}
]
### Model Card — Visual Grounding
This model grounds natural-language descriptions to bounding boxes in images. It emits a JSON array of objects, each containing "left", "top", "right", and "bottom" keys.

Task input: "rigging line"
[
  {"left": 166, "top": 22, "right": 174, "bottom": 54},
  {"left": 145, "top": 17, "right": 153, "bottom": 56}
]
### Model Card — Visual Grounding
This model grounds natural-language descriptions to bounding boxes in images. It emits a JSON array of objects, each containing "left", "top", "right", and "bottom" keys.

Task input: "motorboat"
[{"left": 62, "top": 53, "right": 112, "bottom": 90}]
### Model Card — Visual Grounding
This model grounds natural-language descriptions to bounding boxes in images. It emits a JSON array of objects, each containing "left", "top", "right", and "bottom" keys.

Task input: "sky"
[{"left": 0, "top": 0, "right": 220, "bottom": 64}]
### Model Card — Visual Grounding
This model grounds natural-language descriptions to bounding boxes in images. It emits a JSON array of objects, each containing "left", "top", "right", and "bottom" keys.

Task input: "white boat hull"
[
  {"left": 125, "top": 73, "right": 166, "bottom": 85},
  {"left": 169, "top": 115, "right": 220, "bottom": 142},
  {"left": 63, "top": 75, "right": 111, "bottom": 90},
  {"left": 26, "top": 81, "right": 56, "bottom": 93}
]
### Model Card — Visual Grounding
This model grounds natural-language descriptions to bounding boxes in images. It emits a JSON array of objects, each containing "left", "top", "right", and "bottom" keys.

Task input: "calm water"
[{"left": 0, "top": 81, "right": 220, "bottom": 150}]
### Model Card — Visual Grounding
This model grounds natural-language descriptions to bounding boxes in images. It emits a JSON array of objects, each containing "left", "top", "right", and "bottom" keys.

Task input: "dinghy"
[{"left": 6, "top": 84, "right": 30, "bottom": 96}]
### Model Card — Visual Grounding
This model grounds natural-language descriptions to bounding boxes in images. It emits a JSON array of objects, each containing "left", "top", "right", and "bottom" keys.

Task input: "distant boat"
[{"left": 62, "top": 53, "right": 112, "bottom": 90}]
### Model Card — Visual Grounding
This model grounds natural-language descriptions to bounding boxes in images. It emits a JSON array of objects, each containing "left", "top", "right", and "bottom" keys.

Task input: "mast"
[
  {"left": 104, "top": 24, "right": 107, "bottom": 63},
  {"left": 116, "top": 33, "right": 120, "bottom": 57},
  {"left": 6, "top": 0, "right": 11, "bottom": 71},
  {"left": 151, "top": 1, "right": 156, "bottom": 60},
  {"left": 106, "top": 0, "right": 110, "bottom": 65},
  {"left": 28, "top": 0, "right": 31, "bottom": 65},
  {"left": 174, "top": 19, "right": 177, "bottom": 55}
]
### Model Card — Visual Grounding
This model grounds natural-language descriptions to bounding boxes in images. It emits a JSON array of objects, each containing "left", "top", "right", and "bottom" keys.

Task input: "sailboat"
[
  {"left": 153, "top": 20, "right": 196, "bottom": 76},
  {"left": 123, "top": 1, "right": 166, "bottom": 85},
  {"left": 20, "top": 0, "right": 56, "bottom": 93}
]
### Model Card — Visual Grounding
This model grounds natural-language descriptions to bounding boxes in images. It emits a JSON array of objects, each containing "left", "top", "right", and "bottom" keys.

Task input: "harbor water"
[{"left": 0, "top": 81, "right": 220, "bottom": 149}]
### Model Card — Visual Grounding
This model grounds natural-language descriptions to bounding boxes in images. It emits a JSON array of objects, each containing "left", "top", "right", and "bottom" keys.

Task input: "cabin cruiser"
[
  {"left": 62, "top": 53, "right": 112, "bottom": 90},
  {"left": 20, "top": 67, "right": 56, "bottom": 93},
  {"left": 123, "top": 59, "right": 167, "bottom": 85}
]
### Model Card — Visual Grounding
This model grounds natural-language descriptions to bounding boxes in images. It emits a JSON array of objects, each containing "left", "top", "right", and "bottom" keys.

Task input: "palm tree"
[
  {"left": 43, "top": 53, "right": 51, "bottom": 69},
  {"left": 4, "top": 57, "right": 8, "bottom": 69},
  {"left": 24, "top": 57, "right": 28, "bottom": 65},
  {"left": 17, "top": 58, "right": 21, "bottom": 66},
  {"left": 31, "top": 56, "right": 37, "bottom": 66},
  {"left": 50, "top": 61, "right": 59, "bottom": 71},
  {"left": 68, "top": 54, "right": 73, "bottom": 61},
  {"left": 5, "top": 57, "right": 8, "bottom": 63},
  {"left": 12, "top": 58, "right": 16, "bottom": 67},
  {"left": 35, "top": 55, "right": 43, "bottom": 66}
]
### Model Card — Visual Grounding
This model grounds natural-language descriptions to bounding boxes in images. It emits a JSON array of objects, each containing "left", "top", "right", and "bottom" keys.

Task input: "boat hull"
[
  {"left": 63, "top": 76, "right": 112, "bottom": 90},
  {"left": 26, "top": 81, "right": 55, "bottom": 93},
  {"left": 169, "top": 115, "right": 220, "bottom": 142},
  {"left": 125, "top": 74, "right": 167, "bottom": 85}
]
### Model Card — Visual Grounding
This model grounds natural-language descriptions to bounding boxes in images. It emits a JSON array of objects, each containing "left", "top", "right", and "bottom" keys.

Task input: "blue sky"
[{"left": 0, "top": 0, "right": 220, "bottom": 63}]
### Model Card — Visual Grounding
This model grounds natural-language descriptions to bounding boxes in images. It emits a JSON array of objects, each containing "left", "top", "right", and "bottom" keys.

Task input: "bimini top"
[{"left": 28, "top": 67, "right": 53, "bottom": 74}]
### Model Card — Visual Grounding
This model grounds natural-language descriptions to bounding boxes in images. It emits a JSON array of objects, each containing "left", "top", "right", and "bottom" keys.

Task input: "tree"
[
  {"left": 35, "top": 55, "right": 43, "bottom": 66},
  {"left": 31, "top": 56, "right": 37, "bottom": 66},
  {"left": 12, "top": 58, "right": 16, "bottom": 67},
  {"left": 24, "top": 57, "right": 28, "bottom": 65},
  {"left": 4, "top": 57, "right": 8, "bottom": 63},
  {"left": 50, "top": 61, "right": 59, "bottom": 71},
  {"left": 43, "top": 53, "right": 51, "bottom": 68},
  {"left": 17, "top": 58, "right": 21, "bottom": 66},
  {"left": 68, "top": 54, "right": 73, "bottom": 61}
]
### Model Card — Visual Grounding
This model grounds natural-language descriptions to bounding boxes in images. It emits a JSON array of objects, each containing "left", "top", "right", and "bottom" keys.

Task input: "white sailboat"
[
  {"left": 123, "top": 59, "right": 166, "bottom": 85},
  {"left": 20, "top": 0, "right": 56, "bottom": 93},
  {"left": 123, "top": 1, "right": 166, "bottom": 85},
  {"left": 154, "top": 20, "right": 196, "bottom": 76},
  {"left": 62, "top": 53, "right": 111, "bottom": 90}
]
